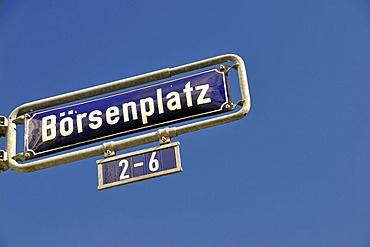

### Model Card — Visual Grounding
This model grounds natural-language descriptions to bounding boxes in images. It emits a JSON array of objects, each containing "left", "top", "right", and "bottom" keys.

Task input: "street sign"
[
  {"left": 25, "top": 69, "right": 231, "bottom": 159},
  {"left": 1, "top": 54, "right": 250, "bottom": 174},
  {"left": 97, "top": 142, "right": 182, "bottom": 190}
]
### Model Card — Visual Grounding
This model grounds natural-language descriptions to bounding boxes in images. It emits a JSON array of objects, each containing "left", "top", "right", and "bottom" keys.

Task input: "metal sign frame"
[{"left": 0, "top": 54, "right": 251, "bottom": 173}]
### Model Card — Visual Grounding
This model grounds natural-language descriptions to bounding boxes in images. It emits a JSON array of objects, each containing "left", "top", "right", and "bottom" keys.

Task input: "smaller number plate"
[{"left": 96, "top": 142, "right": 182, "bottom": 190}]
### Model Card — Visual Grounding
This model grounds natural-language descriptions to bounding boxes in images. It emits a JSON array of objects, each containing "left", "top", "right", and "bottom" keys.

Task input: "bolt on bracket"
[
  {"left": 217, "top": 63, "right": 239, "bottom": 74},
  {"left": 103, "top": 142, "right": 116, "bottom": 157},
  {"left": 13, "top": 152, "right": 27, "bottom": 162},
  {"left": 12, "top": 114, "right": 30, "bottom": 125},
  {"left": 158, "top": 128, "right": 171, "bottom": 145}
]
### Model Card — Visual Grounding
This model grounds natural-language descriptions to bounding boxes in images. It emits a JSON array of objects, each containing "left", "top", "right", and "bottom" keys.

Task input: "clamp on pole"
[
  {"left": 0, "top": 116, "right": 8, "bottom": 138},
  {"left": 0, "top": 116, "right": 9, "bottom": 172},
  {"left": 103, "top": 142, "right": 116, "bottom": 158},
  {"left": 0, "top": 150, "right": 8, "bottom": 172},
  {"left": 158, "top": 128, "right": 172, "bottom": 145}
]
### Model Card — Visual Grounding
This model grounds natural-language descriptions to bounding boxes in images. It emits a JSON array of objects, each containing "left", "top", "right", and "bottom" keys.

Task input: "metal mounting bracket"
[
  {"left": 13, "top": 152, "right": 27, "bottom": 162},
  {"left": 12, "top": 114, "right": 30, "bottom": 125},
  {"left": 103, "top": 142, "right": 116, "bottom": 157},
  {"left": 0, "top": 150, "right": 8, "bottom": 172},
  {"left": 158, "top": 128, "right": 172, "bottom": 145},
  {"left": 0, "top": 116, "right": 8, "bottom": 137}
]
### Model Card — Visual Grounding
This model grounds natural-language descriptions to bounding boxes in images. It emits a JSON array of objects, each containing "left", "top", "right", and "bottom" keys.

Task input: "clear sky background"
[{"left": 1, "top": 1, "right": 370, "bottom": 246}]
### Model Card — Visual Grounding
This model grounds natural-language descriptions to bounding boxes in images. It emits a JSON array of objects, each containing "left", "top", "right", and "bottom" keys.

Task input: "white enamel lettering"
[
  {"left": 106, "top": 106, "right": 120, "bottom": 125},
  {"left": 140, "top": 97, "right": 154, "bottom": 124},
  {"left": 157, "top": 88, "right": 164, "bottom": 114},
  {"left": 42, "top": 115, "right": 57, "bottom": 142},
  {"left": 166, "top": 92, "right": 181, "bottom": 111},
  {"left": 119, "top": 159, "right": 130, "bottom": 180},
  {"left": 183, "top": 81, "right": 194, "bottom": 107},
  {"left": 195, "top": 84, "right": 211, "bottom": 105},
  {"left": 122, "top": 102, "right": 138, "bottom": 122},
  {"left": 76, "top": 113, "right": 87, "bottom": 133},
  {"left": 88, "top": 110, "right": 103, "bottom": 129},
  {"left": 60, "top": 117, "right": 74, "bottom": 137},
  {"left": 38, "top": 76, "right": 218, "bottom": 146}
]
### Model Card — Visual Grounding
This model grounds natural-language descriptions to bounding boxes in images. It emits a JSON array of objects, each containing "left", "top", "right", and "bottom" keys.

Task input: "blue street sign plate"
[
  {"left": 25, "top": 69, "right": 231, "bottom": 159},
  {"left": 97, "top": 142, "right": 182, "bottom": 190}
]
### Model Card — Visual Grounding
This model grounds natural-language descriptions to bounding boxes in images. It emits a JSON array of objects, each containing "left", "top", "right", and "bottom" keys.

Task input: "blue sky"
[{"left": 1, "top": 1, "right": 370, "bottom": 246}]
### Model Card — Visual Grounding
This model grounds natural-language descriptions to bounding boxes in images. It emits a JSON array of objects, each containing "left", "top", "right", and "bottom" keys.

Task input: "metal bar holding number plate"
[{"left": 97, "top": 142, "right": 182, "bottom": 190}]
